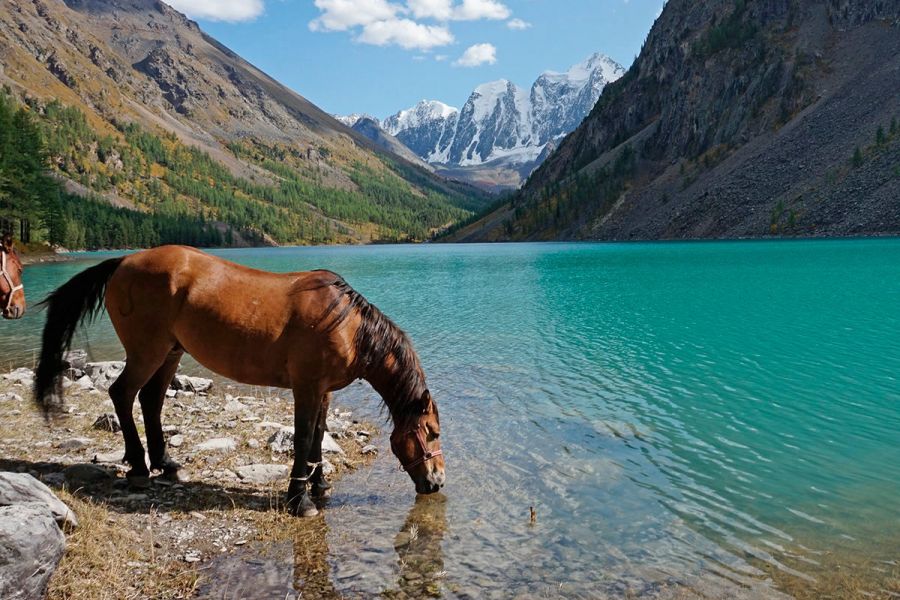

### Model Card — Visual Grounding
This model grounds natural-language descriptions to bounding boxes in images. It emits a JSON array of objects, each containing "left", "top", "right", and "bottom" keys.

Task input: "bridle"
[
  {"left": 0, "top": 249, "right": 23, "bottom": 313},
  {"left": 397, "top": 423, "right": 442, "bottom": 472}
]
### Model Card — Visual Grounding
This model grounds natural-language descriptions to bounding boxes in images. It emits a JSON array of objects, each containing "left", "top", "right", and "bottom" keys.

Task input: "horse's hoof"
[
  {"left": 127, "top": 475, "right": 151, "bottom": 489},
  {"left": 289, "top": 495, "right": 319, "bottom": 518}
]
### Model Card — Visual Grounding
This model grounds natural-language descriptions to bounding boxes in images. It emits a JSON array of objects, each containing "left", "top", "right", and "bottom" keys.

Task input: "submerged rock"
[
  {"left": 0, "top": 503, "right": 66, "bottom": 600},
  {"left": 0, "top": 472, "right": 78, "bottom": 528}
]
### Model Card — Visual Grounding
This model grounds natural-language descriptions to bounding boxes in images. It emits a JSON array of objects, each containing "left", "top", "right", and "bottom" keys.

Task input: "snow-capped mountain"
[{"left": 383, "top": 53, "right": 625, "bottom": 170}]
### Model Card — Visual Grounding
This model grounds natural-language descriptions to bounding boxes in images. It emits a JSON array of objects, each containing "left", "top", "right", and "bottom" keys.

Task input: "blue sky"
[{"left": 168, "top": 1, "right": 665, "bottom": 118}]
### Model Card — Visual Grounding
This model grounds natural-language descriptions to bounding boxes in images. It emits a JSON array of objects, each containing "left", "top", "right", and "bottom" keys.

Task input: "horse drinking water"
[
  {"left": 34, "top": 245, "right": 444, "bottom": 517},
  {"left": 0, "top": 233, "right": 26, "bottom": 320}
]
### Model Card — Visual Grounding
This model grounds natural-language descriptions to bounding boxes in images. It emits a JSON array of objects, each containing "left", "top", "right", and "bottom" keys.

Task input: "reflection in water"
[
  {"left": 384, "top": 494, "right": 447, "bottom": 599},
  {"left": 197, "top": 517, "right": 339, "bottom": 600}
]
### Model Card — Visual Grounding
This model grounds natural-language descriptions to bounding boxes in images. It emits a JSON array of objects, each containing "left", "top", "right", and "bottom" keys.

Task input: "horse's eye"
[{"left": 431, "top": 432, "right": 440, "bottom": 440}]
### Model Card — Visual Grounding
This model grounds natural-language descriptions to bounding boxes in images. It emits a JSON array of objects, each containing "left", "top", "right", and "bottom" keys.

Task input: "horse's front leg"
[
  {"left": 287, "top": 384, "right": 323, "bottom": 517},
  {"left": 310, "top": 392, "right": 333, "bottom": 499}
]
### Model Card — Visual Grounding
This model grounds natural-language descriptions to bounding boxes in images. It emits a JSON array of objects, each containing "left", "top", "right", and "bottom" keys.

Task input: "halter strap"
[
  {"left": 399, "top": 424, "right": 442, "bottom": 472},
  {"left": 0, "top": 250, "right": 23, "bottom": 312}
]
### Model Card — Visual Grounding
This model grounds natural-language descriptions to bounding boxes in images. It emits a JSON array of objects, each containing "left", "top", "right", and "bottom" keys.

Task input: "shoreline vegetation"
[
  {"left": 0, "top": 88, "right": 482, "bottom": 253},
  {"left": 0, "top": 358, "right": 378, "bottom": 600}
]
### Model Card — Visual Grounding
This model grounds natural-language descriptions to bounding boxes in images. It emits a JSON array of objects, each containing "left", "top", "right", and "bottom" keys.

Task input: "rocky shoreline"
[{"left": 0, "top": 356, "right": 378, "bottom": 599}]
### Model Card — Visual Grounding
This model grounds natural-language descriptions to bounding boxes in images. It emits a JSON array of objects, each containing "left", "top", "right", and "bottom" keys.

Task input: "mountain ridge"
[
  {"left": 343, "top": 53, "right": 625, "bottom": 190},
  {"left": 448, "top": 0, "right": 900, "bottom": 241}
]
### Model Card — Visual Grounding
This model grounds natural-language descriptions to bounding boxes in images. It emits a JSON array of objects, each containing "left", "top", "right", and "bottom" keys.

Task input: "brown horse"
[
  {"left": 0, "top": 233, "right": 26, "bottom": 319},
  {"left": 34, "top": 245, "right": 444, "bottom": 517}
]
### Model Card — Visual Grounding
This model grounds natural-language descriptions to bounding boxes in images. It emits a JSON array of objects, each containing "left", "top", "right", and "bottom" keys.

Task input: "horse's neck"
[{"left": 363, "top": 353, "right": 421, "bottom": 417}]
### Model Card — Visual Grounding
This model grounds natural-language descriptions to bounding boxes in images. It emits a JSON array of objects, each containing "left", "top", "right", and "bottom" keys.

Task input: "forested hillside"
[{"left": 0, "top": 0, "right": 486, "bottom": 249}]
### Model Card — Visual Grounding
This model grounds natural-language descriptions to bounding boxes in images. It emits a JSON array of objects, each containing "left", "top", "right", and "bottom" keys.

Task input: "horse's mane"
[{"left": 292, "top": 271, "right": 428, "bottom": 421}]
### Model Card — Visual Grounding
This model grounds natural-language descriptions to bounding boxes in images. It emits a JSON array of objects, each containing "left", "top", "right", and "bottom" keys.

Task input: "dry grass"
[{"left": 0, "top": 379, "right": 377, "bottom": 600}]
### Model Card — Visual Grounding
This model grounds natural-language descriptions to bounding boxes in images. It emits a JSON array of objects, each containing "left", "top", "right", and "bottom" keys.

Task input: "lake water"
[{"left": 6, "top": 240, "right": 900, "bottom": 598}]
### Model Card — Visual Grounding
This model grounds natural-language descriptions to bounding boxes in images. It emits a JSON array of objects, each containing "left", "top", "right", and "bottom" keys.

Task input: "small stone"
[
  {"left": 62, "top": 349, "right": 88, "bottom": 371},
  {"left": 321, "top": 432, "right": 345, "bottom": 456},
  {"left": 168, "top": 435, "right": 184, "bottom": 448},
  {"left": 92, "top": 414, "right": 121, "bottom": 433},
  {"left": 183, "top": 554, "right": 201, "bottom": 563},
  {"left": 92, "top": 451, "right": 124, "bottom": 464},
  {"left": 56, "top": 437, "right": 93, "bottom": 451},
  {"left": 165, "top": 389, "right": 176, "bottom": 398},
  {"left": 223, "top": 400, "right": 247, "bottom": 412},
  {"left": 361, "top": 444, "right": 378, "bottom": 455},
  {"left": 2, "top": 367, "right": 34, "bottom": 386},
  {"left": 196, "top": 437, "right": 236, "bottom": 452},
  {"left": 74, "top": 375, "right": 96, "bottom": 391},
  {"left": 0, "top": 392, "right": 24, "bottom": 403},
  {"left": 162, "top": 425, "right": 180, "bottom": 434},
  {"left": 171, "top": 375, "right": 213, "bottom": 394},
  {"left": 246, "top": 439, "right": 260, "bottom": 449},
  {"left": 267, "top": 427, "right": 294, "bottom": 454}
]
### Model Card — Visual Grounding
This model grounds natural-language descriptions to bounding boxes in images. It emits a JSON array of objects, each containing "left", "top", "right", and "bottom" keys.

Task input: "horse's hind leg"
[
  {"left": 310, "top": 392, "right": 333, "bottom": 499},
  {"left": 139, "top": 346, "right": 184, "bottom": 479},
  {"left": 109, "top": 346, "right": 172, "bottom": 489}
]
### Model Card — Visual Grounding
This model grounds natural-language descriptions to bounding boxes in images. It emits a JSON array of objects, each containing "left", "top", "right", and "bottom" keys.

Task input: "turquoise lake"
[{"left": 5, "top": 240, "right": 900, "bottom": 598}]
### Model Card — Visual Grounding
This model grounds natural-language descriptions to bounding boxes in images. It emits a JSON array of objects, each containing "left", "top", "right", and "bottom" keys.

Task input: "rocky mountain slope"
[
  {"left": 347, "top": 54, "right": 625, "bottom": 191},
  {"left": 0, "top": 0, "right": 485, "bottom": 245},
  {"left": 449, "top": 0, "right": 900, "bottom": 241}
]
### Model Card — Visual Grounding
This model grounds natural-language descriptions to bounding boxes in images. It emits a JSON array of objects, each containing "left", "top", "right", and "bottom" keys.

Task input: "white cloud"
[
  {"left": 358, "top": 19, "right": 455, "bottom": 50},
  {"left": 506, "top": 18, "right": 531, "bottom": 30},
  {"left": 435, "top": 54, "right": 449, "bottom": 61},
  {"left": 453, "top": 0, "right": 510, "bottom": 20},
  {"left": 407, "top": 0, "right": 454, "bottom": 20},
  {"left": 309, "top": 0, "right": 400, "bottom": 32},
  {"left": 309, "top": 0, "right": 510, "bottom": 51},
  {"left": 165, "top": 0, "right": 264, "bottom": 22},
  {"left": 453, "top": 42, "right": 496, "bottom": 67}
]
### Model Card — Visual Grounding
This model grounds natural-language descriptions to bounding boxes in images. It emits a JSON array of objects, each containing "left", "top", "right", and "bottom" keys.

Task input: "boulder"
[
  {"left": 234, "top": 464, "right": 288, "bottom": 485},
  {"left": 0, "top": 472, "right": 78, "bottom": 528},
  {"left": 0, "top": 503, "right": 66, "bottom": 600}
]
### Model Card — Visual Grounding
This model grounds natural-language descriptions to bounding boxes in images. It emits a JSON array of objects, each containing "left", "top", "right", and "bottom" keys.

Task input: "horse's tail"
[{"left": 34, "top": 257, "right": 125, "bottom": 414}]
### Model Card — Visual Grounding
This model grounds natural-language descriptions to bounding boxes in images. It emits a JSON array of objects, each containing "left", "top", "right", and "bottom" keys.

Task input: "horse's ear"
[
  {"left": 1, "top": 234, "right": 12, "bottom": 252},
  {"left": 422, "top": 390, "right": 432, "bottom": 413}
]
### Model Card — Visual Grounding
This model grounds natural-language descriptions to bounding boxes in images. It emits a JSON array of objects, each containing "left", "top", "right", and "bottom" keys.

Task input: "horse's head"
[
  {"left": 391, "top": 390, "right": 445, "bottom": 495},
  {"left": 0, "top": 234, "right": 25, "bottom": 320}
]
